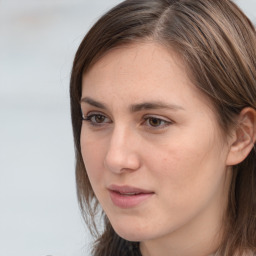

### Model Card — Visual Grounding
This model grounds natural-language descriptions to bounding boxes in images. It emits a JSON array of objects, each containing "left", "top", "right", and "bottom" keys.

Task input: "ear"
[{"left": 226, "top": 107, "right": 256, "bottom": 166}]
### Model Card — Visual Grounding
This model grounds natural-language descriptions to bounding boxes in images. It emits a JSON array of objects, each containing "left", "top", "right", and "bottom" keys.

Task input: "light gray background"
[{"left": 0, "top": 1, "right": 255, "bottom": 256}]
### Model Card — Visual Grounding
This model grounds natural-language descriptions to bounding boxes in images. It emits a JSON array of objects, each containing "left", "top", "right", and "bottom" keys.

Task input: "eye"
[
  {"left": 82, "top": 112, "right": 111, "bottom": 126},
  {"left": 143, "top": 116, "right": 172, "bottom": 129}
]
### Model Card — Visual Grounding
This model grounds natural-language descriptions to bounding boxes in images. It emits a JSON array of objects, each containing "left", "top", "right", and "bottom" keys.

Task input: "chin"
[
  {"left": 115, "top": 229, "right": 144, "bottom": 242},
  {"left": 111, "top": 221, "right": 154, "bottom": 242}
]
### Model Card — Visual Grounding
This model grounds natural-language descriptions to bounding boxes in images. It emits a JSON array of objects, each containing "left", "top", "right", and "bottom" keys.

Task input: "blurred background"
[{"left": 0, "top": 1, "right": 255, "bottom": 256}]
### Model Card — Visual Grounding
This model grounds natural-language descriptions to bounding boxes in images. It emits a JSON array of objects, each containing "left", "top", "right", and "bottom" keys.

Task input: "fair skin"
[{"left": 80, "top": 42, "right": 254, "bottom": 256}]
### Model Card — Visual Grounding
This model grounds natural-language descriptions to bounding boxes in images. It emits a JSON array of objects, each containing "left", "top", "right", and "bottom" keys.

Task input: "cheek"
[
  {"left": 147, "top": 132, "right": 226, "bottom": 195},
  {"left": 150, "top": 149, "right": 201, "bottom": 192},
  {"left": 143, "top": 143, "right": 228, "bottom": 230},
  {"left": 80, "top": 131, "right": 106, "bottom": 184}
]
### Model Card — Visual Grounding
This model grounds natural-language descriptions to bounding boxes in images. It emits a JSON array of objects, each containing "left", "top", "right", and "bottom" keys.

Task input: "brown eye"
[
  {"left": 148, "top": 117, "right": 162, "bottom": 127},
  {"left": 94, "top": 115, "right": 106, "bottom": 123},
  {"left": 83, "top": 113, "right": 111, "bottom": 126},
  {"left": 143, "top": 116, "right": 172, "bottom": 129}
]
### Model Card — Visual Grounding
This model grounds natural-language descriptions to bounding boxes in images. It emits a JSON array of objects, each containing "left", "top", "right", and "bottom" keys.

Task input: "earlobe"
[{"left": 226, "top": 107, "right": 256, "bottom": 166}]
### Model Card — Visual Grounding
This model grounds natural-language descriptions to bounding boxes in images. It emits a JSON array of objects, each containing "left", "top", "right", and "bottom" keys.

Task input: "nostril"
[
  {"left": 103, "top": 129, "right": 141, "bottom": 173},
  {"left": 104, "top": 148, "right": 141, "bottom": 174}
]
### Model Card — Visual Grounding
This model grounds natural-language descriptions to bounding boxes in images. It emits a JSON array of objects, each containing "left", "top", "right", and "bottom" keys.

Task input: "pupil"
[
  {"left": 95, "top": 115, "right": 104, "bottom": 123},
  {"left": 150, "top": 118, "right": 160, "bottom": 126}
]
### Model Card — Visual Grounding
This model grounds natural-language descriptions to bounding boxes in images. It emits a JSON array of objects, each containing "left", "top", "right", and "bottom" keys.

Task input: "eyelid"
[
  {"left": 82, "top": 110, "right": 109, "bottom": 119},
  {"left": 143, "top": 114, "right": 172, "bottom": 122},
  {"left": 82, "top": 111, "right": 112, "bottom": 126},
  {"left": 142, "top": 114, "right": 173, "bottom": 128}
]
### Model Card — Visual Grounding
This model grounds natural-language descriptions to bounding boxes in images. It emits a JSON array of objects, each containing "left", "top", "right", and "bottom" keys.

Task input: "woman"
[{"left": 70, "top": 0, "right": 256, "bottom": 255}]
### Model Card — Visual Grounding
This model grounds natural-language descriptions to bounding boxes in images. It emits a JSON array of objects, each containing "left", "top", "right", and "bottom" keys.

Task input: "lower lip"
[{"left": 109, "top": 190, "right": 154, "bottom": 209}]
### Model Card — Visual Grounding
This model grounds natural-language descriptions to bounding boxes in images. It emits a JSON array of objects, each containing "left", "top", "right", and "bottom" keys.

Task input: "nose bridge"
[{"left": 104, "top": 123, "right": 140, "bottom": 173}]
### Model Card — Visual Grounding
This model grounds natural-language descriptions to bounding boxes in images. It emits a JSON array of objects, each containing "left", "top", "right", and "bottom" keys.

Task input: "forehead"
[
  {"left": 86, "top": 42, "right": 183, "bottom": 75},
  {"left": 82, "top": 42, "right": 210, "bottom": 107},
  {"left": 82, "top": 42, "right": 191, "bottom": 95}
]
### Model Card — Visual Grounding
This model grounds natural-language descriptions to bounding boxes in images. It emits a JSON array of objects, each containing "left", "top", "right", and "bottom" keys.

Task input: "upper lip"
[{"left": 108, "top": 184, "right": 154, "bottom": 194}]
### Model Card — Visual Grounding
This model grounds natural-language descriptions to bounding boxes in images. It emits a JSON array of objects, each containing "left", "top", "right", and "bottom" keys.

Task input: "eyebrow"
[
  {"left": 80, "top": 97, "right": 107, "bottom": 109},
  {"left": 130, "top": 102, "right": 184, "bottom": 112},
  {"left": 80, "top": 97, "right": 184, "bottom": 112}
]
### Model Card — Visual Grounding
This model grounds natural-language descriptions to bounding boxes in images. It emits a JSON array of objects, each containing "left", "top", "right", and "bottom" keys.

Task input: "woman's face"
[{"left": 80, "top": 43, "right": 232, "bottom": 245}]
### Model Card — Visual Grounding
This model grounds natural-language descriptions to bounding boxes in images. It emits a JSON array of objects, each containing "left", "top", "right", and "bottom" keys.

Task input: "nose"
[{"left": 104, "top": 126, "right": 141, "bottom": 174}]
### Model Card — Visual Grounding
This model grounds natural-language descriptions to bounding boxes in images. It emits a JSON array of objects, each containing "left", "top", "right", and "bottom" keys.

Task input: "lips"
[{"left": 108, "top": 185, "right": 154, "bottom": 208}]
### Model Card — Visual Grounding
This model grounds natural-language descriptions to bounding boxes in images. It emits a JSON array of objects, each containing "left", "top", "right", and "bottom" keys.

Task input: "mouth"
[
  {"left": 108, "top": 185, "right": 154, "bottom": 208},
  {"left": 116, "top": 192, "right": 141, "bottom": 196}
]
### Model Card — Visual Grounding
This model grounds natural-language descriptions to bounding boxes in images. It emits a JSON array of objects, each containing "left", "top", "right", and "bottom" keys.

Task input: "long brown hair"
[{"left": 70, "top": 0, "right": 256, "bottom": 255}]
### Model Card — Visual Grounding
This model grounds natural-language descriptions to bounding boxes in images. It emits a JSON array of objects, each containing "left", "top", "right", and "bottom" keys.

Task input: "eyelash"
[
  {"left": 142, "top": 116, "right": 172, "bottom": 129},
  {"left": 82, "top": 113, "right": 111, "bottom": 126},
  {"left": 82, "top": 112, "right": 173, "bottom": 129}
]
